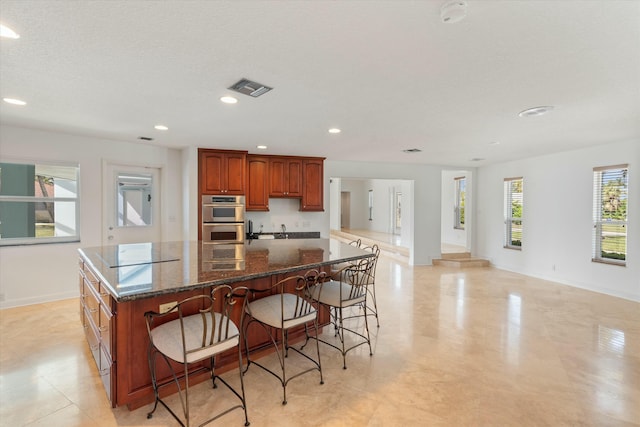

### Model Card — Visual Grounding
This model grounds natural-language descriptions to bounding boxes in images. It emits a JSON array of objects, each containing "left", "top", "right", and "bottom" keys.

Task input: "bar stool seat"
[
  {"left": 145, "top": 285, "right": 250, "bottom": 427},
  {"left": 243, "top": 271, "right": 326, "bottom": 405}
]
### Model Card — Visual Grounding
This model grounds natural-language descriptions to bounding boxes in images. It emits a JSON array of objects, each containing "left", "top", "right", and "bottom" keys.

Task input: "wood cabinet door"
[
  {"left": 269, "top": 157, "right": 287, "bottom": 197},
  {"left": 224, "top": 152, "right": 246, "bottom": 195},
  {"left": 200, "top": 151, "right": 225, "bottom": 194},
  {"left": 301, "top": 158, "right": 324, "bottom": 211},
  {"left": 247, "top": 156, "right": 269, "bottom": 211},
  {"left": 286, "top": 158, "right": 302, "bottom": 197},
  {"left": 269, "top": 157, "right": 302, "bottom": 197},
  {"left": 199, "top": 150, "right": 246, "bottom": 195}
]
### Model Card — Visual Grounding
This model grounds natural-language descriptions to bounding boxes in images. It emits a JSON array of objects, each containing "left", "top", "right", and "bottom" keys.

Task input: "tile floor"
[{"left": 1, "top": 256, "right": 639, "bottom": 426}]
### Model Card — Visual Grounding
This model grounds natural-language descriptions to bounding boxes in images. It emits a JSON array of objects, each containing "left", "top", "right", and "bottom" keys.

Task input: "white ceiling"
[{"left": 1, "top": 0, "right": 639, "bottom": 167}]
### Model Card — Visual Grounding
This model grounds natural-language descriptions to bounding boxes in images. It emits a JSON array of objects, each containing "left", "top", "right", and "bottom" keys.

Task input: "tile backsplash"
[{"left": 246, "top": 198, "right": 325, "bottom": 234}]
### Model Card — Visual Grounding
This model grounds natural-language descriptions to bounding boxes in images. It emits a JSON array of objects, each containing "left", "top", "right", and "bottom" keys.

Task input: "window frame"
[
  {"left": 0, "top": 160, "right": 80, "bottom": 246},
  {"left": 454, "top": 176, "right": 466, "bottom": 230},
  {"left": 592, "top": 164, "right": 628, "bottom": 266},
  {"left": 504, "top": 177, "right": 523, "bottom": 250}
]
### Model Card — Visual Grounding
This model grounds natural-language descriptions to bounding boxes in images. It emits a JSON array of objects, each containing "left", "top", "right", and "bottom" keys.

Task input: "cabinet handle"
[
  {"left": 99, "top": 326, "right": 108, "bottom": 332},
  {"left": 90, "top": 344, "right": 99, "bottom": 351},
  {"left": 100, "top": 292, "right": 109, "bottom": 297},
  {"left": 89, "top": 308, "right": 98, "bottom": 313}
]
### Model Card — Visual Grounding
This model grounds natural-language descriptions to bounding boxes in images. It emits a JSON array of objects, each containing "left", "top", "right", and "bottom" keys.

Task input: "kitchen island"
[{"left": 78, "top": 239, "right": 372, "bottom": 409}]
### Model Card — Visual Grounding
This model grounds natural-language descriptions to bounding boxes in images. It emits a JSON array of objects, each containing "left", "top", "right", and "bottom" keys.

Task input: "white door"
[{"left": 103, "top": 163, "right": 161, "bottom": 245}]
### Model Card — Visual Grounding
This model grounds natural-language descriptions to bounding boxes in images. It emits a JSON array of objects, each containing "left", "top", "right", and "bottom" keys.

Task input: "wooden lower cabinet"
[
  {"left": 79, "top": 260, "right": 116, "bottom": 405},
  {"left": 80, "top": 258, "right": 330, "bottom": 409}
]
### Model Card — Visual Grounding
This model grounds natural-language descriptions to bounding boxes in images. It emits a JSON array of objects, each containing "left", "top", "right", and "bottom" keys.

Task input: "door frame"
[{"left": 102, "top": 160, "right": 164, "bottom": 245}]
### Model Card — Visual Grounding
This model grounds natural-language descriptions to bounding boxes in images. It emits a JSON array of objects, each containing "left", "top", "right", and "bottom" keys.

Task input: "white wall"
[
  {"left": 340, "top": 179, "right": 368, "bottom": 229},
  {"left": 245, "top": 198, "right": 326, "bottom": 235},
  {"left": 475, "top": 139, "right": 639, "bottom": 301},
  {"left": 329, "top": 177, "right": 341, "bottom": 230},
  {"left": 0, "top": 125, "right": 184, "bottom": 308}
]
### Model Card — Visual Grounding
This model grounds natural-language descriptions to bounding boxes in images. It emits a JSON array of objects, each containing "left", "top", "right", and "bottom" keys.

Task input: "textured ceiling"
[{"left": 1, "top": 0, "right": 639, "bottom": 167}]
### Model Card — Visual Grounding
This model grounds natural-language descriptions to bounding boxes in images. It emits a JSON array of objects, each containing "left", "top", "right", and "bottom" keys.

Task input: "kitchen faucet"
[{"left": 281, "top": 224, "right": 287, "bottom": 239}]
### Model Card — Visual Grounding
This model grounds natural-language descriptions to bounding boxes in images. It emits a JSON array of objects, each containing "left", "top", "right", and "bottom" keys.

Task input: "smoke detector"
[
  {"left": 228, "top": 78, "right": 273, "bottom": 98},
  {"left": 441, "top": 1, "right": 467, "bottom": 24}
]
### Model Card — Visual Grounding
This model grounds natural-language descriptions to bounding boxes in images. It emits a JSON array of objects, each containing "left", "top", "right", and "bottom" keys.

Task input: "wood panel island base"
[{"left": 78, "top": 239, "right": 372, "bottom": 410}]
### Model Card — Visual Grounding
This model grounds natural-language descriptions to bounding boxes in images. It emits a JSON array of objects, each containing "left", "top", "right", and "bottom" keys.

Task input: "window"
[
  {"left": 593, "top": 165, "right": 628, "bottom": 266},
  {"left": 504, "top": 177, "right": 523, "bottom": 249},
  {"left": 117, "top": 172, "right": 153, "bottom": 227},
  {"left": 0, "top": 161, "right": 80, "bottom": 245},
  {"left": 454, "top": 177, "right": 466, "bottom": 230}
]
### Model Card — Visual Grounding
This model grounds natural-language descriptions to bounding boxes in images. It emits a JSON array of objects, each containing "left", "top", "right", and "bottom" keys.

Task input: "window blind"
[
  {"left": 592, "top": 165, "right": 628, "bottom": 265},
  {"left": 504, "top": 177, "right": 523, "bottom": 249}
]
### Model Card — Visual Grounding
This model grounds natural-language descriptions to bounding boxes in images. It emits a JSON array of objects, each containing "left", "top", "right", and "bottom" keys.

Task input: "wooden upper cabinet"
[
  {"left": 199, "top": 149, "right": 247, "bottom": 195},
  {"left": 269, "top": 157, "right": 302, "bottom": 197},
  {"left": 301, "top": 158, "right": 324, "bottom": 211},
  {"left": 246, "top": 155, "right": 269, "bottom": 211}
]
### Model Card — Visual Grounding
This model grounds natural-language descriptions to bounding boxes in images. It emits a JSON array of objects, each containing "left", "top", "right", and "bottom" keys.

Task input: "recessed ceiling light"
[
  {"left": 518, "top": 106, "right": 554, "bottom": 117},
  {"left": 257, "top": 145, "right": 267, "bottom": 150},
  {"left": 0, "top": 24, "right": 20, "bottom": 39},
  {"left": 220, "top": 96, "right": 238, "bottom": 104},
  {"left": 154, "top": 125, "right": 168, "bottom": 131},
  {"left": 3, "top": 98, "right": 26, "bottom": 106},
  {"left": 328, "top": 128, "right": 341, "bottom": 134},
  {"left": 441, "top": 1, "right": 467, "bottom": 24}
]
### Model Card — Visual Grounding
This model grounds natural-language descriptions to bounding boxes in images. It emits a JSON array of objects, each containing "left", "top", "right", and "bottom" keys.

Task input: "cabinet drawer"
[
  {"left": 84, "top": 279, "right": 101, "bottom": 328},
  {"left": 82, "top": 265, "right": 99, "bottom": 288},
  {"left": 99, "top": 346, "right": 113, "bottom": 403},
  {"left": 99, "top": 304, "right": 113, "bottom": 356},
  {"left": 98, "top": 283, "right": 113, "bottom": 308},
  {"left": 83, "top": 307, "right": 101, "bottom": 368}
]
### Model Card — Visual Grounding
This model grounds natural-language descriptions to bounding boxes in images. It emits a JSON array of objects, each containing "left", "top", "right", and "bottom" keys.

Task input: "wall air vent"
[
  {"left": 228, "top": 78, "right": 273, "bottom": 98},
  {"left": 403, "top": 148, "right": 422, "bottom": 153}
]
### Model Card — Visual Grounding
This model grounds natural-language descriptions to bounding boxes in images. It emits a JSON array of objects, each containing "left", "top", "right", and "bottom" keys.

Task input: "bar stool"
[
  {"left": 242, "top": 270, "right": 326, "bottom": 404},
  {"left": 144, "top": 285, "right": 250, "bottom": 426},
  {"left": 307, "top": 257, "right": 375, "bottom": 369}
]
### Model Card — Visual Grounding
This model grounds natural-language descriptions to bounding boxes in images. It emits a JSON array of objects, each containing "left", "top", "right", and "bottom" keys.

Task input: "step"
[
  {"left": 432, "top": 257, "right": 490, "bottom": 268},
  {"left": 330, "top": 229, "right": 410, "bottom": 262},
  {"left": 441, "top": 252, "right": 471, "bottom": 260}
]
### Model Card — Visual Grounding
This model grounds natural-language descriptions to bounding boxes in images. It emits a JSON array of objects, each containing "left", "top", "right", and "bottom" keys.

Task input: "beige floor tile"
[{"left": 1, "top": 256, "right": 639, "bottom": 426}]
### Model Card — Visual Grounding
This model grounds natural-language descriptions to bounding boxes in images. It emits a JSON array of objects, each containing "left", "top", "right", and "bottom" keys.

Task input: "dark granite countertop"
[
  {"left": 247, "top": 231, "right": 320, "bottom": 240},
  {"left": 78, "top": 239, "right": 373, "bottom": 302}
]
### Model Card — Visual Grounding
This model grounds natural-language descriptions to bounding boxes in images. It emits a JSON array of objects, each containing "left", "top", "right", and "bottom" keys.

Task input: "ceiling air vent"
[
  {"left": 403, "top": 148, "right": 422, "bottom": 153},
  {"left": 138, "top": 136, "right": 154, "bottom": 141},
  {"left": 228, "top": 78, "right": 273, "bottom": 98}
]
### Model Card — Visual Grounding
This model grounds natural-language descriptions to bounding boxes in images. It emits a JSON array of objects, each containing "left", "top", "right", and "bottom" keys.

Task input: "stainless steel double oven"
[{"left": 201, "top": 195, "right": 245, "bottom": 270}]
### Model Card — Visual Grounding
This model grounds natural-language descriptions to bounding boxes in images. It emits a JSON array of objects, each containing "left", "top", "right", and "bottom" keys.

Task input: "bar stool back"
[
  {"left": 144, "top": 285, "right": 250, "bottom": 426},
  {"left": 242, "top": 270, "right": 326, "bottom": 405}
]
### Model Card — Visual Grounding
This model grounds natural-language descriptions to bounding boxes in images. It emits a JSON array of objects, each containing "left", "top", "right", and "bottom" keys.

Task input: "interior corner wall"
[
  {"left": 329, "top": 177, "right": 341, "bottom": 230},
  {"left": 182, "top": 146, "right": 199, "bottom": 241},
  {"left": 475, "top": 139, "right": 639, "bottom": 301},
  {"left": 0, "top": 125, "right": 184, "bottom": 308}
]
